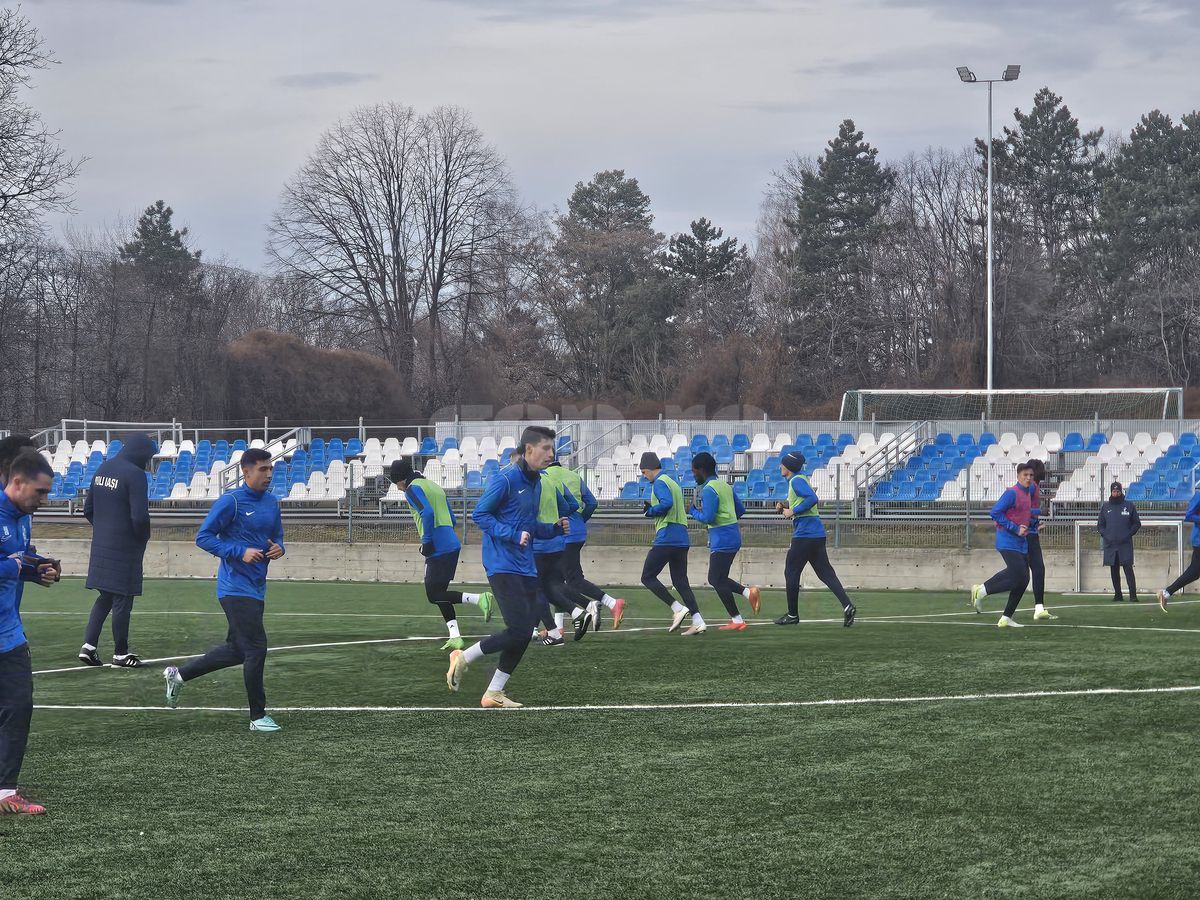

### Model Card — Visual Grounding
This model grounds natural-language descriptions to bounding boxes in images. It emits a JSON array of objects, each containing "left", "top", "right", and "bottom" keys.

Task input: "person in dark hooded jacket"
[
  {"left": 79, "top": 433, "right": 155, "bottom": 667},
  {"left": 1098, "top": 480, "right": 1140, "bottom": 602}
]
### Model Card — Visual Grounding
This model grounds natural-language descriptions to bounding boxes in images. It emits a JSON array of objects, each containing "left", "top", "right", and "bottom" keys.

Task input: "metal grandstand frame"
[{"left": 840, "top": 388, "right": 1184, "bottom": 422}]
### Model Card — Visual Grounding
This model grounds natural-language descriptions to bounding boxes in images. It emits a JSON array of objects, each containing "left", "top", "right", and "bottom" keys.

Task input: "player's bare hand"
[
  {"left": 519, "top": 531, "right": 531, "bottom": 547},
  {"left": 1018, "top": 525, "right": 1029, "bottom": 536},
  {"left": 36, "top": 562, "right": 58, "bottom": 587},
  {"left": 243, "top": 548, "right": 265, "bottom": 564},
  {"left": 265, "top": 541, "right": 284, "bottom": 560},
  {"left": 781, "top": 507, "right": 795, "bottom": 519},
  {"left": 558, "top": 517, "right": 570, "bottom": 534}
]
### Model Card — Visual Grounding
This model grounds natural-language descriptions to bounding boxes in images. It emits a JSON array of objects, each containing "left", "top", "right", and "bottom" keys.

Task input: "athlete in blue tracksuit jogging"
[
  {"left": 687, "top": 452, "right": 761, "bottom": 628},
  {"left": 1157, "top": 489, "right": 1200, "bottom": 611},
  {"left": 446, "top": 426, "right": 567, "bottom": 709},
  {"left": 1, "top": 449, "right": 58, "bottom": 815},
  {"left": 163, "top": 448, "right": 286, "bottom": 732}
]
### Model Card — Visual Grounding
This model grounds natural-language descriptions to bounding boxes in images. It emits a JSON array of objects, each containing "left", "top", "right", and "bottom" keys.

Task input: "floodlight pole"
[{"left": 958, "top": 66, "right": 1019, "bottom": 416}]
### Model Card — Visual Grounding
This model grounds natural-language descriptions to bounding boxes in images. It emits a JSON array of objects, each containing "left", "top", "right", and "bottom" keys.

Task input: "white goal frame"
[{"left": 1073, "top": 518, "right": 1185, "bottom": 594}]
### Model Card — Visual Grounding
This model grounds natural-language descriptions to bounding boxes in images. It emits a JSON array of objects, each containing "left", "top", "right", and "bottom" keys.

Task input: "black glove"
[
  {"left": 419, "top": 543, "right": 434, "bottom": 558},
  {"left": 642, "top": 501, "right": 651, "bottom": 515}
]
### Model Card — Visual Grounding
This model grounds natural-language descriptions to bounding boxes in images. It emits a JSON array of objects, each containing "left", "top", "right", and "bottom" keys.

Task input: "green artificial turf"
[{"left": 4, "top": 577, "right": 1199, "bottom": 899}]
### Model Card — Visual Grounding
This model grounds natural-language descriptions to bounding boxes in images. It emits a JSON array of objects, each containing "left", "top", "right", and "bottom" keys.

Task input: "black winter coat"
[
  {"left": 1097, "top": 498, "right": 1140, "bottom": 566},
  {"left": 84, "top": 433, "right": 154, "bottom": 596}
]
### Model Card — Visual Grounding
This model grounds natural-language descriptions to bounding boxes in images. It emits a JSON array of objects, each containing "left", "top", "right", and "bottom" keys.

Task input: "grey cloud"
[
  {"left": 443, "top": 0, "right": 785, "bottom": 23},
  {"left": 275, "top": 71, "right": 378, "bottom": 89}
]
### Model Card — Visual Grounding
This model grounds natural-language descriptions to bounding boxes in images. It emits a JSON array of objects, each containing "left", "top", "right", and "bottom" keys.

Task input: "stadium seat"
[
  {"left": 1086, "top": 433, "right": 1107, "bottom": 452},
  {"left": 1150, "top": 482, "right": 1171, "bottom": 501},
  {"left": 732, "top": 433, "right": 751, "bottom": 453},
  {"left": 400, "top": 437, "right": 420, "bottom": 456},
  {"left": 771, "top": 433, "right": 792, "bottom": 452},
  {"left": 1062, "top": 433, "right": 1085, "bottom": 452},
  {"left": 465, "top": 471, "right": 483, "bottom": 489},
  {"left": 419, "top": 436, "right": 438, "bottom": 455},
  {"left": 750, "top": 433, "right": 771, "bottom": 453},
  {"left": 620, "top": 482, "right": 640, "bottom": 501},
  {"left": 440, "top": 437, "right": 459, "bottom": 453}
]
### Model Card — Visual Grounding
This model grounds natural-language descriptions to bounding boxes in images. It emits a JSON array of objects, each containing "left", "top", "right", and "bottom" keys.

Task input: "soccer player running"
[
  {"left": 387, "top": 459, "right": 493, "bottom": 650},
  {"left": 446, "top": 426, "right": 570, "bottom": 708},
  {"left": 970, "top": 461, "right": 1034, "bottom": 628},
  {"left": 1156, "top": 485, "right": 1200, "bottom": 611},
  {"left": 1, "top": 449, "right": 59, "bottom": 816},
  {"left": 1022, "top": 458, "right": 1057, "bottom": 620},
  {"left": 638, "top": 452, "right": 706, "bottom": 635},
  {"left": 542, "top": 459, "right": 626, "bottom": 630},
  {"left": 775, "top": 452, "right": 857, "bottom": 626},
  {"left": 687, "top": 452, "right": 761, "bottom": 630},
  {"left": 79, "top": 432, "right": 156, "bottom": 668},
  {"left": 163, "top": 448, "right": 285, "bottom": 731},
  {"left": 531, "top": 470, "right": 595, "bottom": 646}
]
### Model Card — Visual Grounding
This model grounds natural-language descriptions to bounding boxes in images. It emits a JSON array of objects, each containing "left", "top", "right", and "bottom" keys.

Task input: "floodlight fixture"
[
  {"left": 957, "top": 66, "right": 976, "bottom": 83},
  {"left": 1003, "top": 64, "right": 1021, "bottom": 81}
]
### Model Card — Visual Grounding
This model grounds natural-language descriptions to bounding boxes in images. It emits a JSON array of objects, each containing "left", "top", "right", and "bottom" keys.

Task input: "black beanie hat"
[
  {"left": 639, "top": 451, "right": 661, "bottom": 470},
  {"left": 388, "top": 458, "right": 417, "bottom": 484},
  {"left": 692, "top": 451, "right": 716, "bottom": 476},
  {"left": 781, "top": 451, "right": 806, "bottom": 474}
]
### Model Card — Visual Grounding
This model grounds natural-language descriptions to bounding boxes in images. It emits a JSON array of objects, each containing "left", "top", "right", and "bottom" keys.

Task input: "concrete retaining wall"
[{"left": 31, "top": 538, "right": 1180, "bottom": 594}]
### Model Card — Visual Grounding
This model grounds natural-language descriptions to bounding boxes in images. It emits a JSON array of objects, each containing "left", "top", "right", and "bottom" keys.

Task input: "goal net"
[{"left": 840, "top": 388, "right": 1183, "bottom": 422}]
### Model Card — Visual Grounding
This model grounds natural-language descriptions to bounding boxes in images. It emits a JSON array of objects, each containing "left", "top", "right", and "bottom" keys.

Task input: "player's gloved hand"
[
  {"left": 420, "top": 542, "right": 434, "bottom": 557},
  {"left": 642, "top": 501, "right": 651, "bottom": 515}
]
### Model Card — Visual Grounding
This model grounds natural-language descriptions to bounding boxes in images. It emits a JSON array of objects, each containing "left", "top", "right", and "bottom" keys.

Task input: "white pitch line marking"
[{"left": 32, "top": 684, "right": 1200, "bottom": 714}]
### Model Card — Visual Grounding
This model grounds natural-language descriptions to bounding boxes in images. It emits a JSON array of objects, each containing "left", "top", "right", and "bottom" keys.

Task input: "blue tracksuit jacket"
[
  {"left": 689, "top": 478, "right": 745, "bottom": 552},
  {"left": 472, "top": 462, "right": 561, "bottom": 578},
  {"left": 646, "top": 477, "right": 690, "bottom": 548},
  {"left": 196, "top": 485, "right": 285, "bottom": 601},
  {"left": 0, "top": 492, "right": 35, "bottom": 653},
  {"left": 788, "top": 475, "right": 827, "bottom": 539},
  {"left": 406, "top": 481, "right": 461, "bottom": 558},
  {"left": 990, "top": 488, "right": 1028, "bottom": 554}
]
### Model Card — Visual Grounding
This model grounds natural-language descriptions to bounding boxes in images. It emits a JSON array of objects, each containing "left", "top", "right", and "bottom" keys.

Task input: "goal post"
[
  {"left": 1072, "top": 518, "right": 1185, "bottom": 594},
  {"left": 840, "top": 388, "right": 1183, "bottom": 422}
]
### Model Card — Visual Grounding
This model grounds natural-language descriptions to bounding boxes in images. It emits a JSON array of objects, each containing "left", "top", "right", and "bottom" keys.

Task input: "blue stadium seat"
[
  {"left": 1150, "top": 482, "right": 1171, "bottom": 501},
  {"left": 271, "top": 482, "right": 288, "bottom": 498},
  {"left": 346, "top": 438, "right": 363, "bottom": 456},
  {"left": 465, "top": 471, "right": 483, "bottom": 489},
  {"left": 679, "top": 472, "right": 697, "bottom": 488},
  {"left": 746, "top": 469, "right": 765, "bottom": 483},
  {"left": 689, "top": 435, "right": 709, "bottom": 452},
  {"left": 956, "top": 433, "right": 975, "bottom": 447},
  {"left": 1180, "top": 433, "right": 1199, "bottom": 447},
  {"left": 978, "top": 432, "right": 998, "bottom": 448},
  {"left": 215, "top": 440, "right": 229, "bottom": 456},
  {"left": 1086, "top": 433, "right": 1107, "bottom": 452},
  {"left": 1062, "top": 432, "right": 1085, "bottom": 452},
  {"left": 935, "top": 433, "right": 953, "bottom": 447},
  {"left": 232, "top": 440, "right": 247, "bottom": 452},
  {"left": 817, "top": 434, "right": 835, "bottom": 448},
  {"left": 733, "top": 482, "right": 747, "bottom": 500},
  {"left": 711, "top": 434, "right": 731, "bottom": 448},
  {"left": 872, "top": 483, "right": 894, "bottom": 501},
  {"left": 639, "top": 483, "right": 653, "bottom": 500},
  {"left": 751, "top": 482, "right": 770, "bottom": 500},
  {"left": 557, "top": 436, "right": 574, "bottom": 456},
  {"left": 482, "top": 459, "right": 501, "bottom": 476},
  {"left": 440, "top": 437, "right": 459, "bottom": 454},
  {"left": 196, "top": 440, "right": 211, "bottom": 454},
  {"left": 764, "top": 455, "right": 781, "bottom": 471},
  {"left": 836, "top": 433, "right": 854, "bottom": 448},
  {"left": 895, "top": 483, "right": 918, "bottom": 501},
  {"left": 1126, "top": 483, "right": 1147, "bottom": 501},
  {"left": 1173, "top": 484, "right": 1192, "bottom": 501},
  {"left": 732, "top": 434, "right": 751, "bottom": 452},
  {"left": 918, "top": 483, "right": 940, "bottom": 501},
  {"left": 715, "top": 447, "right": 734, "bottom": 465},
  {"left": 620, "top": 482, "right": 640, "bottom": 501}
]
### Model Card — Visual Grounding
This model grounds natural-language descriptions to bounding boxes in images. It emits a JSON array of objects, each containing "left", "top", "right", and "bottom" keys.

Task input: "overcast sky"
[{"left": 23, "top": 0, "right": 1200, "bottom": 269}]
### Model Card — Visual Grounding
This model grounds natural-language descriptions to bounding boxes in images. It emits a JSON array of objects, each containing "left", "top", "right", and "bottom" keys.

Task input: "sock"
[
  {"left": 742, "top": 588, "right": 752, "bottom": 599},
  {"left": 555, "top": 612, "right": 566, "bottom": 629},
  {"left": 602, "top": 594, "right": 618, "bottom": 609},
  {"left": 670, "top": 600, "right": 685, "bottom": 614},
  {"left": 978, "top": 586, "right": 988, "bottom": 598},
  {"left": 487, "top": 670, "right": 511, "bottom": 692},
  {"left": 549, "top": 627, "right": 563, "bottom": 639},
  {"left": 82, "top": 643, "right": 96, "bottom": 651},
  {"left": 114, "top": 653, "right": 130, "bottom": 660},
  {"left": 1034, "top": 603, "right": 1044, "bottom": 612},
  {"left": 732, "top": 614, "right": 744, "bottom": 624},
  {"left": 463, "top": 642, "right": 485, "bottom": 665},
  {"left": 570, "top": 608, "right": 583, "bottom": 621},
  {"left": 462, "top": 593, "right": 480, "bottom": 605},
  {"left": 0, "top": 788, "right": 15, "bottom": 800},
  {"left": 693, "top": 613, "right": 706, "bottom": 627},
  {"left": 447, "top": 620, "right": 461, "bottom": 639},
  {"left": 1162, "top": 589, "right": 1171, "bottom": 598}
]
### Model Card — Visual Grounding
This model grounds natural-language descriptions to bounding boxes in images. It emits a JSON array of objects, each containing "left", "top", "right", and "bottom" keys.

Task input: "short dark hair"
[
  {"left": 691, "top": 451, "right": 717, "bottom": 477},
  {"left": 0, "top": 434, "right": 35, "bottom": 479},
  {"left": 241, "top": 448, "right": 272, "bottom": 468},
  {"left": 1016, "top": 462, "right": 1035, "bottom": 475},
  {"left": 8, "top": 448, "right": 53, "bottom": 482},
  {"left": 1027, "top": 458, "right": 1047, "bottom": 482},
  {"left": 519, "top": 425, "right": 556, "bottom": 451}
]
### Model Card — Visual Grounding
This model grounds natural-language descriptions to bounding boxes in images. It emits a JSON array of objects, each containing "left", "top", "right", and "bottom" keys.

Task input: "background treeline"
[{"left": 1, "top": 9, "right": 1199, "bottom": 428}]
